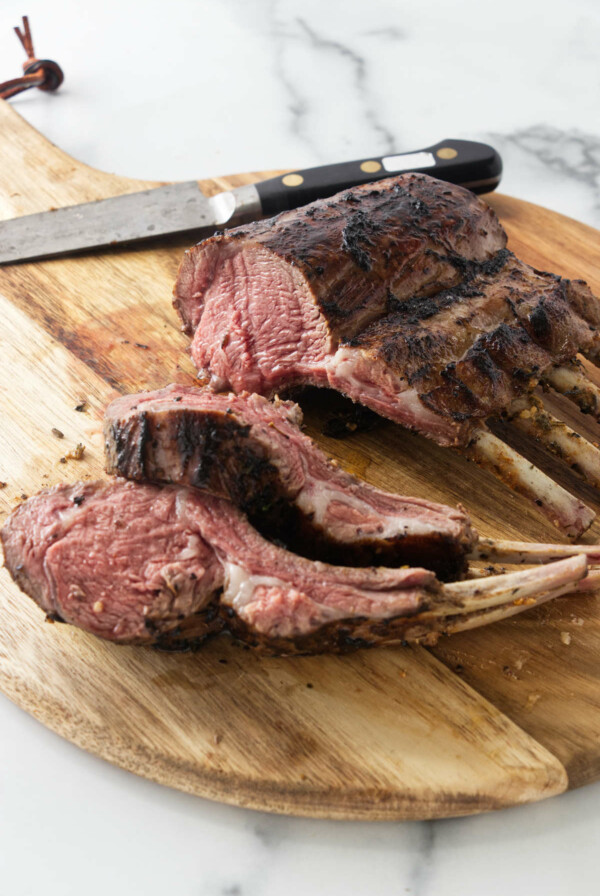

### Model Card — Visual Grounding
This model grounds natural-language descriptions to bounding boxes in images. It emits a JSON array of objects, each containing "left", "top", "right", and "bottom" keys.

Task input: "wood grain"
[{"left": 0, "top": 98, "right": 599, "bottom": 818}]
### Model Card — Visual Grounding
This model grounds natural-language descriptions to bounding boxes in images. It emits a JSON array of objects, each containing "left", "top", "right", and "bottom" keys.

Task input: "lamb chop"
[
  {"left": 103, "top": 385, "right": 477, "bottom": 580},
  {"left": 2, "top": 479, "right": 597, "bottom": 654},
  {"left": 173, "top": 173, "right": 600, "bottom": 537},
  {"left": 103, "top": 384, "right": 600, "bottom": 577}
]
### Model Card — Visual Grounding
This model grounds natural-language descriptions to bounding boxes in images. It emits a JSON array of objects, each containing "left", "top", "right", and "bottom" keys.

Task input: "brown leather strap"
[{"left": 0, "top": 16, "right": 64, "bottom": 100}]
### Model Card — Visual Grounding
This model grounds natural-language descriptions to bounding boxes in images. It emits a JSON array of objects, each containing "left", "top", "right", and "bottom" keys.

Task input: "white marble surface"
[{"left": 1, "top": 1, "right": 599, "bottom": 893}]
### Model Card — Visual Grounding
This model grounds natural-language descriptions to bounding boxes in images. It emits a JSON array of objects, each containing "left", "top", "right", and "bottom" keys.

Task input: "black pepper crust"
[{"left": 152, "top": 590, "right": 446, "bottom": 655}]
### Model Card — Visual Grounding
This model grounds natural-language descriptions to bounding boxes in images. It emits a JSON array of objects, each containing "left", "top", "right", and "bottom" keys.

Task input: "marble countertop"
[{"left": 1, "top": 1, "right": 599, "bottom": 893}]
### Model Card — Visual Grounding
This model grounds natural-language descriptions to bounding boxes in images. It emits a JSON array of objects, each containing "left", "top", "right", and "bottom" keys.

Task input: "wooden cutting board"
[{"left": 1, "top": 99, "right": 600, "bottom": 821}]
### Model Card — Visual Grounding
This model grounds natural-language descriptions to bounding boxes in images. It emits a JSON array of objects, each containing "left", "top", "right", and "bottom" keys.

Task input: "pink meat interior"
[{"left": 189, "top": 244, "right": 332, "bottom": 393}]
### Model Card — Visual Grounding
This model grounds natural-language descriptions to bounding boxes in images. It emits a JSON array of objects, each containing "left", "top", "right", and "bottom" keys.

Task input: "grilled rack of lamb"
[
  {"left": 2, "top": 479, "right": 598, "bottom": 654},
  {"left": 173, "top": 173, "right": 600, "bottom": 538}
]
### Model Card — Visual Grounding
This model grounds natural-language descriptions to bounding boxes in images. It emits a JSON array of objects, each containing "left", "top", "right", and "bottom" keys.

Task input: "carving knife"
[{"left": 0, "top": 138, "right": 502, "bottom": 265}]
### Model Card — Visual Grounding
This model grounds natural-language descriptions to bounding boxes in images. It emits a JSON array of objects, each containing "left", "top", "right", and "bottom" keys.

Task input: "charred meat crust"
[
  {"left": 352, "top": 252, "right": 600, "bottom": 424},
  {"left": 223, "top": 609, "right": 440, "bottom": 656},
  {"left": 150, "top": 596, "right": 225, "bottom": 650},
  {"left": 173, "top": 173, "right": 600, "bottom": 447},
  {"left": 105, "top": 411, "right": 150, "bottom": 480},
  {"left": 104, "top": 388, "right": 475, "bottom": 579},
  {"left": 155, "top": 601, "right": 440, "bottom": 655},
  {"left": 174, "top": 173, "right": 506, "bottom": 341},
  {"left": 107, "top": 407, "right": 282, "bottom": 505},
  {"left": 117, "top": 599, "right": 439, "bottom": 655}
]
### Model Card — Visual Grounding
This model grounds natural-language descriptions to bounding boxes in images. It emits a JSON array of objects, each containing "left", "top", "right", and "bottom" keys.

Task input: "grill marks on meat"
[
  {"left": 103, "top": 385, "right": 476, "bottom": 579},
  {"left": 174, "top": 174, "right": 506, "bottom": 404},
  {"left": 173, "top": 174, "right": 600, "bottom": 451},
  {"left": 350, "top": 252, "right": 600, "bottom": 424},
  {"left": 1, "top": 479, "right": 446, "bottom": 653}
]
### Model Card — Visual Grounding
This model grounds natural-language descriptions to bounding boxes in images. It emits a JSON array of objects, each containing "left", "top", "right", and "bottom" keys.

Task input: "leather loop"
[
  {"left": 23, "top": 59, "right": 65, "bottom": 93},
  {"left": 0, "top": 17, "right": 64, "bottom": 101}
]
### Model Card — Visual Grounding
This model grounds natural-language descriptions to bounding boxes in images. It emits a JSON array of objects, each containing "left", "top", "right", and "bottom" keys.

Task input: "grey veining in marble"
[
  {"left": 272, "top": 12, "right": 397, "bottom": 155},
  {"left": 488, "top": 125, "right": 600, "bottom": 226},
  {"left": 2, "top": 0, "right": 599, "bottom": 225}
]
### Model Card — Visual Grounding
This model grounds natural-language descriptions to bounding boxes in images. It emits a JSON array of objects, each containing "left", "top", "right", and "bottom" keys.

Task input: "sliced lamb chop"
[
  {"left": 104, "top": 386, "right": 600, "bottom": 574},
  {"left": 173, "top": 173, "right": 600, "bottom": 535},
  {"left": 103, "top": 385, "right": 477, "bottom": 579},
  {"left": 1, "top": 480, "right": 592, "bottom": 654},
  {"left": 0, "top": 479, "right": 225, "bottom": 645}
]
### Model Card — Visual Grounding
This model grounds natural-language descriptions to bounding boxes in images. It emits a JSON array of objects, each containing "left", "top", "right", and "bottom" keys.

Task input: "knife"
[{"left": 0, "top": 138, "right": 501, "bottom": 265}]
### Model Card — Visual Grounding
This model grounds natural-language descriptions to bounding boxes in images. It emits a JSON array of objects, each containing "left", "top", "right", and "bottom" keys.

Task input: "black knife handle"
[{"left": 255, "top": 139, "right": 502, "bottom": 216}]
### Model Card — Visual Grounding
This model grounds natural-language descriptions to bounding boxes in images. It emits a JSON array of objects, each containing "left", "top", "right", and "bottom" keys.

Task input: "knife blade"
[{"left": 0, "top": 138, "right": 501, "bottom": 265}]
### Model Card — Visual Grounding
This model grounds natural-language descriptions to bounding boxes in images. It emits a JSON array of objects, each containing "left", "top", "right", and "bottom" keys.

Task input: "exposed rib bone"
[
  {"left": 401, "top": 556, "right": 596, "bottom": 643},
  {"left": 545, "top": 362, "right": 600, "bottom": 420},
  {"left": 465, "top": 427, "right": 595, "bottom": 538},
  {"left": 443, "top": 567, "right": 600, "bottom": 635},
  {"left": 471, "top": 538, "right": 600, "bottom": 566},
  {"left": 441, "top": 554, "right": 588, "bottom": 613},
  {"left": 507, "top": 396, "right": 600, "bottom": 489}
]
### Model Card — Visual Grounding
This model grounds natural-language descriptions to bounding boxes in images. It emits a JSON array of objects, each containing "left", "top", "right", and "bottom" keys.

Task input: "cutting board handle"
[{"left": 0, "top": 99, "right": 160, "bottom": 219}]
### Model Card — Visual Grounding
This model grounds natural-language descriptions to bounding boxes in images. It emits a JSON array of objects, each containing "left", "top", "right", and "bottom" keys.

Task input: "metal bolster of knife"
[{"left": 210, "top": 185, "right": 262, "bottom": 229}]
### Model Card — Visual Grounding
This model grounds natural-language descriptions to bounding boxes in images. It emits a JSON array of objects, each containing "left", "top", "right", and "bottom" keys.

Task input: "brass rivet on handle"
[
  {"left": 436, "top": 147, "right": 458, "bottom": 160},
  {"left": 360, "top": 160, "right": 382, "bottom": 173},
  {"left": 282, "top": 173, "right": 304, "bottom": 187}
]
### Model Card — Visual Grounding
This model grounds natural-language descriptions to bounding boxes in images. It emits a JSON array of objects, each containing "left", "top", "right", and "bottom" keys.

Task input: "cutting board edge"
[
  {"left": 0, "top": 662, "right": 569, "bottom": 821},
  {"left": 0, "top": 98, "right": 159, "bottom": 195}
]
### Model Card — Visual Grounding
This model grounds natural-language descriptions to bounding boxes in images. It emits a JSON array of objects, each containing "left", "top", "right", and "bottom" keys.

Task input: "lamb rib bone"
[
  {"left": 443, "top": 566, "right": 600, "bottom": 635},
  {"left": 441, "top": 553, "right": 588, "bottom": 612},
  {"left": 545, "top": 361, "right": 600, "bottom": 421},
  {"left": 507, "top": 395, "right": 600, "bottom": 489},
  {"left": 470, "top": 538, "right": 600, "bottom": 565},
  {"left": 464, "top": 426, "right": 595, "bottom": 538},
  {"left": 370, "top": 555, "right": 594, "bottom": 644}
]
